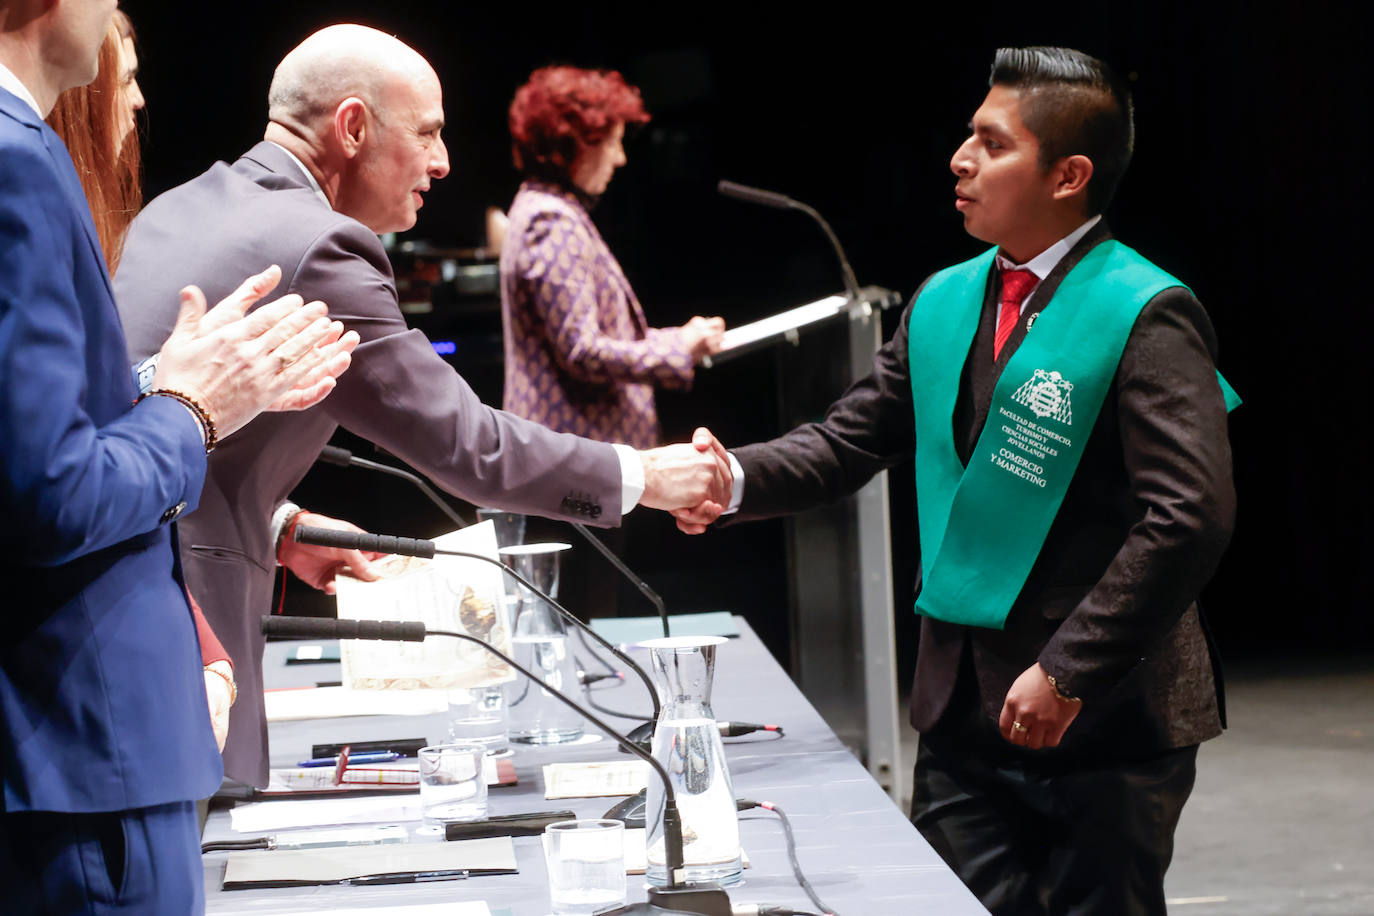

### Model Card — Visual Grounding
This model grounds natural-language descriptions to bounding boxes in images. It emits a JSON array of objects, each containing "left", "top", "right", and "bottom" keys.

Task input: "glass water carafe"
[
  {"left": 500, "top": 543, "right": 583, "bottom": 745},
  {"left": 643, "top": 635, "right": 742, "bottom": 886}
]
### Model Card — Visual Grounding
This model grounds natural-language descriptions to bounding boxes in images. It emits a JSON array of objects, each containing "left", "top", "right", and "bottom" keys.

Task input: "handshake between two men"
[{"left": 277, "top": 426, "right": 737, "bottom": 595}]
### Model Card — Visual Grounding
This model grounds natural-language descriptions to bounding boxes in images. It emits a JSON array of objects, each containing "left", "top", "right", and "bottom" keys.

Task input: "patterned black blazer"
[{"left": 733, "top": 222, "right": 1235, "bottom": 762}]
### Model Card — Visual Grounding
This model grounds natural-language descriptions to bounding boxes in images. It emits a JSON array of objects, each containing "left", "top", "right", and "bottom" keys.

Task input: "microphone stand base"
[
  {"left": 618, "top": 721, "right": 654, "bottom": 754},
  {"left": 648, "top": 884, "right": 733, "bottom": 916},
  {"left": 599, "top": 883, "right": 732, "bottom": 916},
  {"left": 602, "top": 788, "right": 647, "bottom": 827}
]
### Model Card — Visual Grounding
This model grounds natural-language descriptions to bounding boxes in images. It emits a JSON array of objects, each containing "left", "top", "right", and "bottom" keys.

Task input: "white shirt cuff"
[
  {"left": 613, "top": 444, "right": 644, "bottom": 515},
  {"left": 269, "top": 501, "right": 301, "bottom": 564},
  {"left": 724, "top": 452, "right": 744, "bottom": 515}
]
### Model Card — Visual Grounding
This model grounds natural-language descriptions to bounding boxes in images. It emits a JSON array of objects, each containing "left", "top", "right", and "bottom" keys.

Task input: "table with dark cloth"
[{"left": 201, "top": 618, "right": 987, "bottom": 915}]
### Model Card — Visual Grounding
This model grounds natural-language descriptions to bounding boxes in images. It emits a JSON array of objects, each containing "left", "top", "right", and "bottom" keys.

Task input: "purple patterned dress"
[{"left": 500, "top": 179, "right": 693, "bottom": 449}]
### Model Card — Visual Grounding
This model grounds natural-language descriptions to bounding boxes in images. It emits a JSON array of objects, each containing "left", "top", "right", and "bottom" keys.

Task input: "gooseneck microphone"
[
  {"left": 316, "top": 445, "right": 470, "bottom": 531},
  {"left": 292, "top": 524, "right": 662, "bottom": 742},
  {"left": 717, "top": 180, "right": 862, "bottom": 303},
  {"left": 570, "top": 522, "right": 669, "bottom": 638},
  {"left": 261, "top": 616, "right": 426, "bottom": 643},
  {"left": 260, "top": 615, "right": 730, "bottom": 915},
  {"left": 314, "top": 447, "right": 673, "bottom": 639}
]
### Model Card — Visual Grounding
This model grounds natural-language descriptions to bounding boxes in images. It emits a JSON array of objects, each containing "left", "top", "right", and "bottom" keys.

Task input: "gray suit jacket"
[
  {"left": 733, "top": 225, "right": 1235, "bottom": 764},
  {"left": 116, "top": 142, "right": 622, "bottom": 786}
]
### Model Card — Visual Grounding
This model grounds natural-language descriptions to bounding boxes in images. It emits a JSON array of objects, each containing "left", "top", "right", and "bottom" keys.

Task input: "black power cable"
[
  {"left": 573, "top": 652, "right": 653, "bottom": 722},
  {"left": 736, "top": 799, "right": 839, "bottom": 916},
  {"left": 574, "top": 623, "right": 618, "bottom": 675}
]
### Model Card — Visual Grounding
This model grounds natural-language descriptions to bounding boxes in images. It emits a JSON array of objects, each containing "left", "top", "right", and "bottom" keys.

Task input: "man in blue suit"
[{"left": 0, "top": 1, "right": 358, "bottom": 910}]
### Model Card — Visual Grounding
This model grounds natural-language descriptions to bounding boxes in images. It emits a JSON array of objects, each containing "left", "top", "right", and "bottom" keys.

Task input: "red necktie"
[{"left": 994, "top": 268, "right": 1038, "bottom": 360}]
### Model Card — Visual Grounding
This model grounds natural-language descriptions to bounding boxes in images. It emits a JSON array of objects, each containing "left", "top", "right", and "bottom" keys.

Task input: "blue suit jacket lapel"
[{"left": 0, "top": 89, "right": 117, "bottom": 303}]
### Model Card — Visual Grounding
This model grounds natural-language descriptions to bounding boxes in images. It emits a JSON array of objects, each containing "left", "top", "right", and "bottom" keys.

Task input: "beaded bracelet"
[
  {"left": 204, "top": 664, "right": 238, "bottom": 707},
  {"left": 136, "top": 388, "right": 218, "bottom": 453}
]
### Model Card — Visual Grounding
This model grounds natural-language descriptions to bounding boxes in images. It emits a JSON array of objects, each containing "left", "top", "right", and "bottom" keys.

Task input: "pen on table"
[
  {"left": 298, "top": 750, "right": 401, "bottom": 768},
  {"left": 341, "top": 869, "right": 470, "bottom": 886}
]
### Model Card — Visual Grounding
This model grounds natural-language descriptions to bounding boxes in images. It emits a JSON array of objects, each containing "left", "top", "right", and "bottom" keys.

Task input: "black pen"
[{"left": 341, "top": 868, "right": 469, "bottom": 886}]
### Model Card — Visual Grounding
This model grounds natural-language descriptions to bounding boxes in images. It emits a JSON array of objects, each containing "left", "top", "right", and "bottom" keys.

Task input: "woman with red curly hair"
[{"left": 499, "top": 65, "right": 725, "bottom": 450}]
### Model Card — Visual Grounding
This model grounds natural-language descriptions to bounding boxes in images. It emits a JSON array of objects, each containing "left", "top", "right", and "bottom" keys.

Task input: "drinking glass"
[
  {"left": 475, "top": 508, "right": 527, "bottom": 548},
  {"left": 446, "top": 685, "right": 508, "bottom": 754},
  {"left": 418, "top": 743, "right": 487, "bottom": 834},
  {"left": 500, "top": 543, "right": 583, "bottom": 744},
  {"left": 543, "top": 819, "right": 626, "bottom": 914}
]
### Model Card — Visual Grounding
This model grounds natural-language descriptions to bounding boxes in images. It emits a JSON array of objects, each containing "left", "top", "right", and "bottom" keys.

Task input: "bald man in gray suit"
[{"left": 116, "top": 25, "right": 730, "bottom": 787}]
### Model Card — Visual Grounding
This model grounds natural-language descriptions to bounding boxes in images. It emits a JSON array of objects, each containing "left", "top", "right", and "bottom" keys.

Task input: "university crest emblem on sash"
[{"left": 1011, "top": 369, "right": 1074, "bottom": 424}]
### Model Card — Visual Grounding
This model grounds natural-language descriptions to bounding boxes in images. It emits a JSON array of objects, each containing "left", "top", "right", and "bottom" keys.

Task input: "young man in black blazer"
[{"left": 679, "top": 47, "right": 1236, "bottom": 915}]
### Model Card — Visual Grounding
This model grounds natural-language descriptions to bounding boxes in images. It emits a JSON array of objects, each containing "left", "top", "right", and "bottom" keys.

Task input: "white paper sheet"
[
  {"left": 334, "top": 523, "right": 515, "bottom": 690},
  {"left": 253, "top": 904, "right": 491, "bottom": 916},
  {"left": 262, "top": 685, "right": 449, "bottom": 721},
  {"left": 229, "top": 793, "right": 422, "bottom": 834},
  {"left": 543, "top": 760, "right": 648, "bottom": 799}
]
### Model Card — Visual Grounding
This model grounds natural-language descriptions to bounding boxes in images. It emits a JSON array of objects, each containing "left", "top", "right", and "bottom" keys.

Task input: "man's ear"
[
  {"left": 1051, "top": 154, "right": 1094, "bottom": 204},
  {"left": 333, "top": 97, "right": 368, "bottom": 160}
]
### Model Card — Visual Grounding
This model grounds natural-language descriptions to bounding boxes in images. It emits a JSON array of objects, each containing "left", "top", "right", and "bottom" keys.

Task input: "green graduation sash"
[{"left": 909, "top": 241, "right": 1240, "bottom": 630}]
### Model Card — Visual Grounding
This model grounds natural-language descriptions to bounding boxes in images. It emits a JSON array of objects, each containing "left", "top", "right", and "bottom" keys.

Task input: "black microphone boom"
[
  {"left": 259, "top": 615, "right": 728, "bottom": 914},
  {"left": 261, "top": 615, "right": 426, "bottom": 643},
  {"left": 315, "top": 445, "right": 470, "bottom": 531},
  {"left": 715, "top": 180, "right": 794, "bottom": 211},
  {"left": 298, "top": 527, "right": 438, "bottom": 560},
  {"left": 292, "top": 525, "right": 662, "bottom": 733},
  {"left": 570, "top": 522, "right": 669, "bottom": 638},
  {"left": 717, "top": 179, "right": 862, "bottom": 303}
]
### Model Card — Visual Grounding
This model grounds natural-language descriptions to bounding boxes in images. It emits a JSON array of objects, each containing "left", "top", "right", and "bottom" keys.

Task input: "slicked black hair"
[{"left": 991, "top": 47, "right": 1134, "bottom": 215}]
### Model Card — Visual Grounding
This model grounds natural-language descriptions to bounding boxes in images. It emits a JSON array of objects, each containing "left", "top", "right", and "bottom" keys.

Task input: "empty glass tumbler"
[
  {"left": 500, "top": 543, "right": 584, "bottom": 745},
  {"left": 543, "top": 818, "right": 627, "bottom": 914}
]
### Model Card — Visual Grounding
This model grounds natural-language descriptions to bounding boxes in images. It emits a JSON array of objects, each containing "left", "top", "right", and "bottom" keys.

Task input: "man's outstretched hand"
[{"left": 640, "top": 427, "right": 732, "bottom": 533}]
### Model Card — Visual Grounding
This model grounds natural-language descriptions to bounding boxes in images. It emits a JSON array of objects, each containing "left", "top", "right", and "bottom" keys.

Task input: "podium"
[{"left": 704, "top": 286, "right": 907, "bottom": 804}]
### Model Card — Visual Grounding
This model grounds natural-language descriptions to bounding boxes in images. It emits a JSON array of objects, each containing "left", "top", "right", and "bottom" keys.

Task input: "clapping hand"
[{"left": 151, "top": 265, "right": 360, "bottom": 438}]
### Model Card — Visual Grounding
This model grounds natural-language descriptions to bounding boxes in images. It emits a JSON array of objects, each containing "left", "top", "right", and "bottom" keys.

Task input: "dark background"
[{"left": 121, "top": 1, "right": 1373, "bottom": 681}]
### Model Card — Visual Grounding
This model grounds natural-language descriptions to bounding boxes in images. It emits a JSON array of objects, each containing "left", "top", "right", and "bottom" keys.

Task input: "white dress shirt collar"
[
  {"left": 996, "top": 214, "right": 1103, "bottom": 281},
  {"left": 0, "top": 62, "right": 42, "bottom": 118},
  {"left": 266, "top": 141, "right": 331, "bottom": 208}
]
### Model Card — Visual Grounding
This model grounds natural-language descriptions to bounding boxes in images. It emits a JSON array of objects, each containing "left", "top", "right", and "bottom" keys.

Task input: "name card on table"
[{"left": 543, "top": 760, "right": 648, "bottom": 799}]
